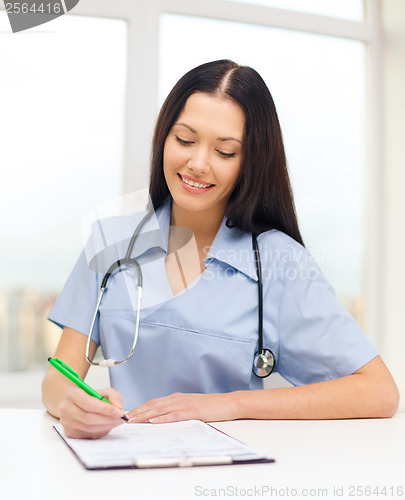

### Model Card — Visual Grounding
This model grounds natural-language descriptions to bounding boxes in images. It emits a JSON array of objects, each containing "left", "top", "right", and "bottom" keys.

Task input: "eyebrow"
[{"left": 175, "top": 122, "right": 242, "bottom": 144}]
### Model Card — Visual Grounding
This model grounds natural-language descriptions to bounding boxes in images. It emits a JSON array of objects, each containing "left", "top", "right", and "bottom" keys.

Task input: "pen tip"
[{"left": 48, "top": 357, "right": 51, "bottom": 362}]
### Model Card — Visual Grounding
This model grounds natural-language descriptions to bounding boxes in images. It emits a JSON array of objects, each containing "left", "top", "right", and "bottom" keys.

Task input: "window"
[{"left": 0, "top": 13, "right": 127, "bottom": 371}]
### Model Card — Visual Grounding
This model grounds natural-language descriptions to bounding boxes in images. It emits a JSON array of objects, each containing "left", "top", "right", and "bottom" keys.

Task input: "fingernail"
[{"left": 149, "top": 417, "right": 158, "bottom": 423}]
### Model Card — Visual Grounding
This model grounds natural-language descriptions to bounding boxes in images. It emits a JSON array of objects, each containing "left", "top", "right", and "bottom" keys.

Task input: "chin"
[{"left": 174, "top": 196, "right": 215, "bottom": 213}]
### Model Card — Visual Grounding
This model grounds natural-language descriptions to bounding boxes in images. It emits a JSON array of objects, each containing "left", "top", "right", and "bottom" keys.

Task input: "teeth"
[{"left": 181, "top": 176, "right": 212, "bottom": 188}]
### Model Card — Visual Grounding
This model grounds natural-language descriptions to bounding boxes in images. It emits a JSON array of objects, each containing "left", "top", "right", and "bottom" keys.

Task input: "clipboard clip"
[{"left": 133, "top": 455, "right": 233, "bottom": 468}]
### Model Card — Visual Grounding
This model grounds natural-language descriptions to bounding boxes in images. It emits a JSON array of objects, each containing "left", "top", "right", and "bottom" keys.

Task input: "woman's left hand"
[{"left": 127, "top": 392, "right": 241, "bottom": 424}]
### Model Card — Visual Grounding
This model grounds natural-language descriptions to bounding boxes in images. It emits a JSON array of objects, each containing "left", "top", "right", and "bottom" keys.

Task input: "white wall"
[{"left": 381, "top": 0, "right": 405, "bottom": 408}]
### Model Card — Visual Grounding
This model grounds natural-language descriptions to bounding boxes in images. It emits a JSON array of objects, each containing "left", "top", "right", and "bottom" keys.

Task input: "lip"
[{"left": 177, "top": 173, "right": 215, "bottom": 194}]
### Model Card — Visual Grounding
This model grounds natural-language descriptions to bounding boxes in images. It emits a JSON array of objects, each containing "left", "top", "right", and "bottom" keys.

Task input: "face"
[{"left": 163, "top": 92, "right": 245, "bottom": 220}]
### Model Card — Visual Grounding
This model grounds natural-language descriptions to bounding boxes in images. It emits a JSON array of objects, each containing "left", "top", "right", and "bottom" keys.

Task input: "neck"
[{"left": 170, "top": 201, "right": 226, "bottom": 244}]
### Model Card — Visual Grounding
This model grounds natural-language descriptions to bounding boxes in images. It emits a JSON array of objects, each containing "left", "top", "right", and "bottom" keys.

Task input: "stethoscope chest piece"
[{"left": 253, "top": 349, "right": 275, "bottom": 378}]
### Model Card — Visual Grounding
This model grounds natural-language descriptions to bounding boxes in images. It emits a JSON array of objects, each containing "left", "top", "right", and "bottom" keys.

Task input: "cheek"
[
  {"left": 220, "top": 163, "right": 241, "bottom": 190},
  {"left": 163, "top": 143, "right": 187, "bottom": 176}
]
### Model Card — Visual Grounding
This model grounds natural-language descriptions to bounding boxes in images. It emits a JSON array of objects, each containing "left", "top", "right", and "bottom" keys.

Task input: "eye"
[
  {"left": 216, "top": 150, "right": 236, "bottom": 159},
  {"left": 175, "top": 136, "right": 193, "bottom": 145}
]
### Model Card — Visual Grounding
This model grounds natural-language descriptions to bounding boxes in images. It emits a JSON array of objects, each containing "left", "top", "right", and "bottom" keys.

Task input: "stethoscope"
[{"left": 85, "top": 210, "right": 276, "bottom": 378}]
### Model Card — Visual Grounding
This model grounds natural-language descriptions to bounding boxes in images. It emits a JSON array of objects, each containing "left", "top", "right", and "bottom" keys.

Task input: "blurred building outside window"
[{"left": 0, "top": 13, "right": 126, "bottom": 372}]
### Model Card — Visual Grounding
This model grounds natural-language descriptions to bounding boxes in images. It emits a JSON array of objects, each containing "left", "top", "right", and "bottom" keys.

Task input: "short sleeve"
[
  {"left": 48, "top": 250, "right": 100, "bottom": 344},
  {"left": 276, "top": 251, "right": 378, "bottom": 386}
]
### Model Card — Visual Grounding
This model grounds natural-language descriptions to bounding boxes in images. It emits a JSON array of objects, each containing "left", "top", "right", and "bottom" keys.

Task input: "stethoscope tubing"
[
  {"left": 85, "top": 209, "right": 153, "bottom": 367},
  {"left": 252, "top": 234, "right": 264, "bottom": 354}
]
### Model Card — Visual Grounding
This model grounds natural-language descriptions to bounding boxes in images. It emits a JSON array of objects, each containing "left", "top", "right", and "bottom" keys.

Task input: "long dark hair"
[{"left": 149, "top": 59, "right": 304, "bottom": 246}]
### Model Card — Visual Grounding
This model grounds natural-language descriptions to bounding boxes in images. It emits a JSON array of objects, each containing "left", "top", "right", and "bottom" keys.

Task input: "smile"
[{"left": 178, "top": 174, "right": 215, "bottom": 193}]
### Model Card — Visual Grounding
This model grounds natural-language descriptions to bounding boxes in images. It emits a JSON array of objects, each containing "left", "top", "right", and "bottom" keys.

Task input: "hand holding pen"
[{"left": 48, "top": 357, "right": 128, "bottom": 439}]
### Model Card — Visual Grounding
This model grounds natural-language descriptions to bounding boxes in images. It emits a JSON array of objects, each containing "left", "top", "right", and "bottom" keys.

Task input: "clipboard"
[{"left": 53, "top": 419, "right": 275, "bottom": 470}]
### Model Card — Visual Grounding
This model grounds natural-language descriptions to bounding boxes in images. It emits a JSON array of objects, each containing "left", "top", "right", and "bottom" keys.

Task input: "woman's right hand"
[{"left": 58, "top": 386, "right": 126, "bottom": 439}]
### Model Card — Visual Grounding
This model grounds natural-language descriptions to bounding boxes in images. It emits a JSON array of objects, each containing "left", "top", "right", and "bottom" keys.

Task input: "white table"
[{"left": 1, "top": 409, "right": 404, "bottom": 500}]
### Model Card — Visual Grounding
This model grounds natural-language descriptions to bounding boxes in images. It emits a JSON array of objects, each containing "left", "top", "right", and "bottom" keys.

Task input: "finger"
[
  {"left": 128, "top": 402, "right": 168, "bottom": 422},
  {"left": 59, "top": 398, "right": 119, "bottom": 430},
  {"left": 98, "top": 387, "right": 128, "bottom": 420},
  {"left": 99, "top": 387, "right": 124, "bottom": 410},
  {"left": 128, "top": 410, "right": 161, "bottom": 423},
  {"left": 128, "top": 404, "right": 186, "bottom": 423},
  {"left": 59, "top": 398, "right": 125, "bottom": 438},
  {"left": 70, "top": 412, "right": 124, "bottom": 435},
  {"left": 149, "top": 410, "right": 190, "bottom": 424},
  {"left": 99, "top": 387, "right": 129, "bottom": 422},
  {"left": 128, "top": 393, "right": 184, "bottom": 421},
  {"left": 63, "top": 417, "right": 122, "bottom": 438},
  {"left": 63, "top": 418, "right": 123, "bottom": 439},
  {"left": 66, "top": 388, "right": 124, "bottom": 419}
]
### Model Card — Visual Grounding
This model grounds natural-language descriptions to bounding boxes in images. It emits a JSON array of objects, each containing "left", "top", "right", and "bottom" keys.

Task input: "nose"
[{"left": 187, "top": 146, "right": 210, "bottom": 174}]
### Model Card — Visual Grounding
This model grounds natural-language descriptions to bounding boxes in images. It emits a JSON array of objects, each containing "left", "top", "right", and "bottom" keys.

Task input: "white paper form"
[{"left": 53, "top": 420, "right": 272, "bottom": 469}]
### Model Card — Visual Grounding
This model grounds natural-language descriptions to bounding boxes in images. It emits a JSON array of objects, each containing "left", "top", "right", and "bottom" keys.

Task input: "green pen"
[{"left": 48, "top": 357, "right": 128, "bottom": 421}]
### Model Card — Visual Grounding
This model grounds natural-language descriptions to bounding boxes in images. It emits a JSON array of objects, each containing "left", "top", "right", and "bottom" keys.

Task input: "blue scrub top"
[{"left": 49, "top": 198, "right": 378, "bottom": 410}]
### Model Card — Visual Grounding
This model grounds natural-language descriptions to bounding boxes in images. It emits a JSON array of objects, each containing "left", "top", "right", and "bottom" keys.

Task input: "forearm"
[{"left": 234, "top": 369, "right": 399, "bottom": 420}]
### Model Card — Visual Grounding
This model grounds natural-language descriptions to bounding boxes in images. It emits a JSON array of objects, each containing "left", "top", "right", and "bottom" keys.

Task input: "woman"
[{"left": 42, "top": 60, "right": 399, "bottom": 439}]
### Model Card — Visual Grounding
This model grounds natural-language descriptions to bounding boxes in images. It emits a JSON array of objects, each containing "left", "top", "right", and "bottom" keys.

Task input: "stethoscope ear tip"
[{"left": 99, "top": 359, "right": 116, "bottom": 367}]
